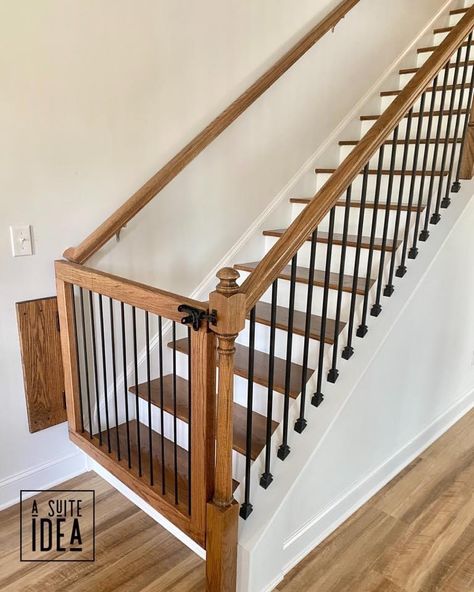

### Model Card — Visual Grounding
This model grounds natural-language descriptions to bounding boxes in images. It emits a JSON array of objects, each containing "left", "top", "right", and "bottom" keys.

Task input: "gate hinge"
[{"left": 178, "top": 304, "right": 217, "bottom": 331}]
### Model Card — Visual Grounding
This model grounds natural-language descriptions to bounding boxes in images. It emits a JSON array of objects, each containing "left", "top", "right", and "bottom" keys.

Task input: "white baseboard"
[
  {"left": 269, "top": 388, "right": 474, "bottom": 589},
  {"left": 86, "top": 456, "right": 206, "bottom": 559},
  {"left": 0, "top": 451, "right": 87, "bottom": 511}
]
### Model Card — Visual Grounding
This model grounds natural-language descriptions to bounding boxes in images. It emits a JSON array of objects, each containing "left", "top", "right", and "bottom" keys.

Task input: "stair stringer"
[{"left": 236, "top": 186, "right": 474, "bottom": 592}]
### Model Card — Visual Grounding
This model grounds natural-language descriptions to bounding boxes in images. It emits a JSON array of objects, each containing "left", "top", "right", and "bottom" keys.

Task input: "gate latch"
[{"left": 178, "top": 304, "right": 217, "bottom": 331}]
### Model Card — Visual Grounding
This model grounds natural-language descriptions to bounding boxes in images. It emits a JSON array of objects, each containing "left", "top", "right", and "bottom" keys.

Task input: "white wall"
[
  {"left": 0, "top": 0, "right": 449, "bottom": 506},
  {"left": 239, "top": 188, "right": 474, "bottom": 592}
]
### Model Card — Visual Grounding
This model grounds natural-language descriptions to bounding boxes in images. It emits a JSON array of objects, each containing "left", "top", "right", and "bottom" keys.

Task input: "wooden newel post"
[{"left": 206, "top": 267, "right": 246, "bottom": 592}]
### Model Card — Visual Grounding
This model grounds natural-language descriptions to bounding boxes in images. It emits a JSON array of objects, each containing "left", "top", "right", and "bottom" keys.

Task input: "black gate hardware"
[{"left": 178, "top": 304, "right": 217, "bottom": 331}]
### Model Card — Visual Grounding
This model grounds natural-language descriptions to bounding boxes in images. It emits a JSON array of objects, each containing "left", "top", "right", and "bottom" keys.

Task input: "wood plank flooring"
[
  {"left": 276, "top": 409, "right": 474, "bottom": 592},
  {"left": 0, "top": 410, "right": 472, "bottom": 591}
]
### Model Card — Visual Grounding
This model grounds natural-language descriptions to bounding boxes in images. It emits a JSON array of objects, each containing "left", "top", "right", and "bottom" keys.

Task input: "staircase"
[{"left": 55, "top": 2, "right": 474, "bottom": 591}]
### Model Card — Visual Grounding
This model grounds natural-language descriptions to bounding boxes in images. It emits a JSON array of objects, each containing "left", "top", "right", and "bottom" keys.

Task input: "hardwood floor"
[
  {"left": 0, "top": 410, "right": 472, "bottom": 591},
  {"left": 276, "top": 410, "right": 474, "bottom": 592}
]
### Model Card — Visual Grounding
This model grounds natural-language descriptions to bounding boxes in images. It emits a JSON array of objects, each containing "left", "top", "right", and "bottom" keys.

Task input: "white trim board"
[{"left": 0, "top": 451, "right": 87, "bottom": 512}]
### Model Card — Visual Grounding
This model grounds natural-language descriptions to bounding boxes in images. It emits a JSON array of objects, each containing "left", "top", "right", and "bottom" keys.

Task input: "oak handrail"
[
  {"left": 241, "top": 5, "right": 474, "bottom": 311},
  {"left": 63, "top": 0, "right": 361, "bottom": 264}
]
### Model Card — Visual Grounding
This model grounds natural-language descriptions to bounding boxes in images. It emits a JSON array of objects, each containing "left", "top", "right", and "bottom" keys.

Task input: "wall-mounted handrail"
[
  {"left": 241, "top": 5, "right": 474, "bottom": 311},
  {"left": 63, "top": 0, "right": 361, "bottom": 265}
]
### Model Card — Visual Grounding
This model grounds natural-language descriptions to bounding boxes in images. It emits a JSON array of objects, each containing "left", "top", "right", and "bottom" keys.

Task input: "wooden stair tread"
[
  {"left": 450, "top": 7, "right": 468, "bottom": 15},
  {"left": 170, "top": 337, "right": 314, "bottom": 399},
  {"left": 340, "top": 138, "right": 461, "bottom": 144},
  {"left": 418, "top": 40, "right": 473, "bottom": 53},
  {"left": 263, "top": 228, "right": 401, "bottom": 252},
  {"left": 252, "top": 301, "right": 346, "bottom": 345},
  {"left": 130, "top": 375, "right": 277, "bottom": 461},
  {"left": 315, "top": 167, "right": 448, "bottom": 177},
  {"left": 360, "top": 109, "right": 468, "bottom": 121},
  {"left": 400, "top": 61, "right": 474, "bottom": 75},
  {"left": 234, "top": 261, "right": 374, "bottom": 296},
  {"left": 290, "top": 197, "right": 425, "bottom": 212},
  {"left": 434, "top": 26, "right": 452, "bottom": 35},
  {"left": 381, "top": 84, "right": 467, "bottom": 97}
]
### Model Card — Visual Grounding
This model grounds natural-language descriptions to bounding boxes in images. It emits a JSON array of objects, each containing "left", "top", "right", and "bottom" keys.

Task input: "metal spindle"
[
  {"left": 89, "top": 291, "right": 102, "bottom": 445},
  {"left": 410, "top": 76, "right": 438, "bottom": 259},
  {"left": 72, "top": 287, "right": 85, "bottom": 433},
  {"left": 432, "top": 46, "right": 463, "bottom": 219},
  {"left": 396, "top": 93, "right": 427, "bottom": 277},
  {"left": 145, "top": 311, "right": 153, "bottom": 486},
  {"left": 313, "top": 207, "right": 335, "bottom": 406},
  {"left": 99, "top": 295, "right": 111, "bottom": 453},
  {"left": 120, "top": 302, "right": 132, "bottom": 468},
  {"left": 278, "top": 254, "right": 298, "bottom": 460},
  {"left": 158, "top": 316, "right": 166, "bottom": 494},
  {"left": 384, "top": 108, "right": 414, "bottom": 296},
  {"left": 187, "top": 327, "right": 192, "bottom": 515},
  {"left": 132, "top": 306, "right": 142, "bottom": 476},
  {"left": 240, "top": 307, "right": 256, "bottom": 519},
  {"left": 371, "top": 128, "right": 399, "bottom": 316},
  {"left": 329, "top": 187, "right": 351, "bottom": 380},
  {"left": 109, "top": 298, "right": 120, "bottom": 460},
  {"left": 358, "top": 146, "right": 385, "bottom": 336},
  {"left": 444, "top": 34, "right": 473, "bottom": 200},
  {"left": 172, "top": 322, "right": 179, "bottom": 504},
  {"left": 420, "top": 63, "right": 450, "bottom": 237},
  {"left": 342, "top": 164, "right": 369, "bottom": 360},
  {"left": 260, "top": 280, "right": 278, "bottom": 489},
  {"left": 79, "top": 289, "right": 93, "bottom": 438},
  {"left": 295, "top": 229, "right": 317, "bottom": 431},
  {"left": 453, "top": 40, "right": 474, "bottom": 191}
]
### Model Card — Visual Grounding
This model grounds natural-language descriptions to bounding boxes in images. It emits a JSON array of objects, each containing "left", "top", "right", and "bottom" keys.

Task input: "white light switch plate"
[{"left": 10, "top": 225, "right": 33, "bottom": 257}]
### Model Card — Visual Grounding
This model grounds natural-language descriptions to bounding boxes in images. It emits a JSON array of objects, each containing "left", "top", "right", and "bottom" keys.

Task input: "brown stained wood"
[
  {"left": 130, "top": 374, "right": 278, "bottom": 461},
  {"left": 339, "top": 137, "right": 461, "bottom": 144},
  {"left": 236, "top": 260, "right": 374, "bottom": 295},
  {"left": 400, "top": 60, "right": 474, "bottom": 75},
  {"left": 277, "top": 410, "right": 474, "bottom": 592},
  {"left": 290, "top": 197, "right": 425, "bottom": 212},
  {"left": 360, "top": 109, "right": 468, "bottom": 121},
  {"left": 170, "top": 337, "right": 314, "bottom": 398},
  {"left": 451, "top": 7, "right": 469, "bottom": 16},
  {"left": 55, "top": 260, "right": 206, "bottom": 322},
  {"left": 0, "top": 472, "right": 207, "bottom": 592},
  {"left": 16, "top": 297, "right": 66, "bottom": 433},
  {"left": 206, "top": 501, "right": 239, "bottom": 592},
  {"left": 434, "top": 26, "right": 453, "bottom": 34},
  {"left": 418, "top": 40, "right": 474, "bottom": 53},
  {"left": 252, "top": 301, "right": 346, "bottom": 344},
  {"left": 380, "top": 84, "right": 467, "bottom": 97},
  {"left": 241, "top": 0, "right": 474, "bottom": 321},
  {"left": 315, "top": 167, "right": 448, "bottom": 176},
  {"left": 459, "top": 94, "right": 474, "bottom": 180},
  {"left": 63, "top": 0, "right": 361, "bottom": 265},
  {"left": 263, "top": 228, "right": 401, "bottom": 252}
]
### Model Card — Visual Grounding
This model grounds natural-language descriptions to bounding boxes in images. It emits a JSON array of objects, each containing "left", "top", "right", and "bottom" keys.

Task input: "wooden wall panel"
[{"left": 16, "top": 297, "right": 67, "bottom": 433}]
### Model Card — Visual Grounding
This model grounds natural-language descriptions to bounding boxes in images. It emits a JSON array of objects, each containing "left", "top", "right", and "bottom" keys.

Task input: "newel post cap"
[{"left": 216, "top": 267, "right": 240, "bottom": 295}]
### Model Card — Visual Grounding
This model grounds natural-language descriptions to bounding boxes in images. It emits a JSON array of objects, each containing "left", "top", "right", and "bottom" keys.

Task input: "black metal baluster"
[
  {"left": 384, "top": 108, "right": 414, "bottom": 296},
  {"left": 420, "top": 63, "right": 450, "bottom": 239},
  {"left": 433, "top": 47, "right": 463, "bottom": 218},
  {"left": 145, "top": 311, "right": 153, "bottom": 486},
  {"left": 158, "top": 316, "right": 166, "bottom": 495},
  {"left": 409, "top": 76, "right": 438, "bottom": 259},
  {"left": 89, "top": 291, "right": 102, "bottom": 444},
  {"left": 396, "top": 93, "right": 427, "bottom": 277},
  {"left": 312, "top": 207, "right": 335, "bottom": 406},
  {"left": 109, "top": 298, "right": 120, "bottom": 460},
  {"left": 240, "top": 307, "right": 256, "bottom": 519},
  {"left": 172, "top": 322, "right": 179, "bottom": 505},
  {"left": 278, "top": 254, "right": 298, "bottom": 460},
  {"left": 99, "top": 294, "right": 111, "bottom": 453},
  {"left": 187, "top": 327, "right": 192, "bottom": 515},
  {"left": 120, "top": 302, "right": 132, "bottom": 468},
  {"left": 72, "top": 287, "right": 85, "bottom": 434},
  {"left": 329, "top": 187, "right": 351, "bottom": 380},
  {"left": 295, "top": 229, "right": 318, "bottom": 430},
  {"left": 132, "top": 306, "right": 142, "bottom": 477},
  {"left": 445, "top": 34, "right": 473, "bottom": 200},
  {"left": 342, "top": 164, "right": 369, "bottom": 359},
  {"left": 453, "top": 41, "right": 474, "bottom": 192},
  {"left": 371, "top": 128, "right": 399, "bottom": 316},
  {"left": 358, "top": 146, "right": 385, "bottom": 336},
  {"left": 260, "top": 280, "right": 278, "bottom": 489},
  {"left": 79, "top": 288, "right": 93, "bottom": 438}
]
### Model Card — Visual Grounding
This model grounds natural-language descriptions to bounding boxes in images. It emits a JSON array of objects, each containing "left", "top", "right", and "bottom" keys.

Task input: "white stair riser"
[
  {"left": 399, "top": 63, "right": 474, "bottom": 89},
  {"left": 380, "top": 89, "right": 471, "bottom": 113},
  {"left": 417, "top": 43, "right": 472, "bottom": 68},
  {"left": 361, "top": 111, "right": 468, "bottom": 137}
]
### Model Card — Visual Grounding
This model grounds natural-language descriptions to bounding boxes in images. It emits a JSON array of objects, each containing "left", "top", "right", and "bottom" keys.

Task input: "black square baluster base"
[
  {"left": 384, "top": 284, "right": 395, "bottom": 297},
  {"left": 371, "top": 303, "right": 382, "bottom": 317},
  {"left": 440, "top": 198, "right": 451, "bottom": 209},
  {"left": 419, "top": 229, "right": 430, "bottom": 242},
  {"left": 356, "top": 324, "right": 368, "bottom": 338},
  {"left": 294, "top": 417, "right": 307, "bottom": 433},
  {"left": 451, "top": 181, "right": 461, "bottom": 193},
  {"left": 430, "top": 213, "right": 441, "bottom": 225},
  {"left": 342, "top": 346, "right": 354, "bottom": 360},
  {"left": 260, "top": 472, "right": 273, "bottom": 489},
  {"left": 239, "top": 503, "right": 254, "bottom": 520},
  {"left": 395, "top": 265, "right": 407, "bottom": 278},
  {"left": 408, "top": 247, "right": 418, "bottom": 259},
  {"left": 277, "top": 444, "right": 291, "bottom": 461},
  {"left": 311, "top": 392, "right": 324, "bottom": 407},
  {"left": 327, "top": 368, "right": 339, "bottom": 383}
]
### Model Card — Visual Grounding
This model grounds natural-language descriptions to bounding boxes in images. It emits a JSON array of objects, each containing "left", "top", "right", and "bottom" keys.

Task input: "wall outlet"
[{"left": 10, "top": 225, "right": 33, "bottom": 257}]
